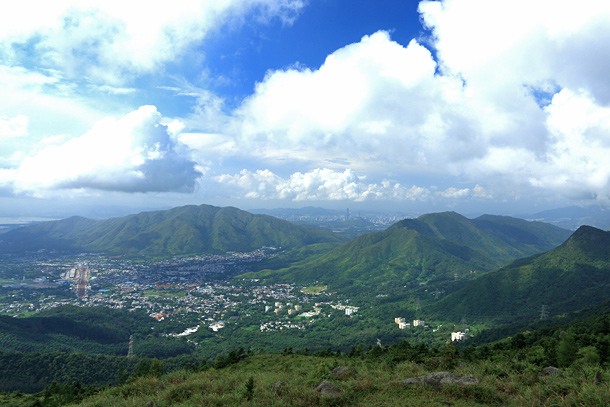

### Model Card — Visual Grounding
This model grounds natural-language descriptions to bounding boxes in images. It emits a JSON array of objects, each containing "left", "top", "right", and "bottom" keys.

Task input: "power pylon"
[{"left": 540, "top": 305, "right": 548, "bottom": 320}]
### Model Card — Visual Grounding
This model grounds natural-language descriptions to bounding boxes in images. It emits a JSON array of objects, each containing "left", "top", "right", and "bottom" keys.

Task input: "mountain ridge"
[
  {"left": 0, "top": 204, "right": 346, "bottom": 257},
  {"left": 429, "top": 225, "right": 610, "bottom": 322},
  {"left": 244, "top": 211, "right": 571, "bottom": 291}
]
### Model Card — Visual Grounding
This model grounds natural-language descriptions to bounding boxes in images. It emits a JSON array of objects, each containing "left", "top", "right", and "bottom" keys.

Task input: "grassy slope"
[
  {"left": 430, "top": 226, "right": 610, "bottom": 322},
  {"left": 64, "top": 353, "right": 610, "bottom": 407},
  {"left": 244, "top": 212, "right": 571, "bottom": 291},
  {"left": 0, "top": 205, "right": 345, "bottom": 257}
]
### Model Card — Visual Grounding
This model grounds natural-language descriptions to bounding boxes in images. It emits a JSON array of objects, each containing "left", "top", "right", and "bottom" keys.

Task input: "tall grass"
[{"left": 69, "top": 354, "right": 610, "bottom": 407}]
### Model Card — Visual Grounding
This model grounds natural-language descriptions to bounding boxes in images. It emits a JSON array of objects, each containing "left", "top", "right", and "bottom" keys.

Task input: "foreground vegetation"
[{"left": 3, "top": 337, "right": 610, "bottom": 407}]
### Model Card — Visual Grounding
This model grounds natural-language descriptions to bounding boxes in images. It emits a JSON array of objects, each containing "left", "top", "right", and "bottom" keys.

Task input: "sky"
[{"left": 1, "top": 0, "right": 610, "bottom": 219}]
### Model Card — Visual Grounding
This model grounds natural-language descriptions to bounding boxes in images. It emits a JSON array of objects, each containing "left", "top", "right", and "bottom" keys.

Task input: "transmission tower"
[
  {"left": 540, "top": 305, "right": 548, "bottom": 320},
  {"left": 127, "top": 335, "right": 134, "bottom": 358},
  {"left": 415, "top": 297, "right": 421, "bottom": 312}
]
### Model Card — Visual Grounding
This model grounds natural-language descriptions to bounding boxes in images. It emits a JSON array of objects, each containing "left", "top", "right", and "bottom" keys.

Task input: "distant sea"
[{"left": 0, "top": 217, "right": 58, "bottom": 233}]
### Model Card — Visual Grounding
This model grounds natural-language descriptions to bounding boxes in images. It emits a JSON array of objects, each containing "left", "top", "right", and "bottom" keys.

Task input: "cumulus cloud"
[
  {"left": 228, "top": 1, "right": 610, "bottom": 204},
  {"left": 3, "top": 106, "right": 201, "bottom": 196},
  {"left": 216, "top": 168, "right": 433, "bottom": 201},
  {"left": 216, "top": 168, "right": 493, "bottom": 203},
  {"left": 0, "top": 0, "right": 306, "bottom": 85},
  {"left": 234, "top": 31, "right": 460, "bottom": 170},
  {"left": 418, "top": 0, "right": 610, "bottom": 201},
  {"left": 419, "top": 0, "right": 610, "bottom": 106},
  {"left": 232, "top": 29, "right": 534, "bottom": 174}
]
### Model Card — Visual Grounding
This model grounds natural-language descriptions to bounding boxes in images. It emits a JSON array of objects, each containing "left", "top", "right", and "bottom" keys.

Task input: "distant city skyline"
[{"left": 1, "top": 0, "right": 609, "bottom": 218}]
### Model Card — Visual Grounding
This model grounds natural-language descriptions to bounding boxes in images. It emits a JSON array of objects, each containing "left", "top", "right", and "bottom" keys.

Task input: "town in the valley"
[{"left": 0, "top": 249, "right": 467, "bottom": 344}]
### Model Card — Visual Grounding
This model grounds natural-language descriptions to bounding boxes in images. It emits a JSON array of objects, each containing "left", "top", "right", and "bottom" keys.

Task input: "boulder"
[
  {"left": 399, "top": 372, "right": 479, "bottom": 388},
  {"left": 269, "top": 381, "right": 286, "bottom": 391},
  {"left": 540, "top": 367, "right": 561, "bottom": 377},
  {"left": 315, "top": 380, "right": 340, "bottom": 397},
  {"left": 330, "top": 366, "right": 357, "bottom": 379},
  {"left": 594, "top": 370, "right": 602, "bottom": 386}
]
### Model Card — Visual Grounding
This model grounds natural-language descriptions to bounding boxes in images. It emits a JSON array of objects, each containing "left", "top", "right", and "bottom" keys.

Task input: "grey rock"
[
  {"left": 315, "top": 380, "right": 340, "bottom": 397},
  {"left": 399, "top": 372, "right": 479, "bottom": 388},
  {"left": 330, "top": 366, "right": 357, "bottom": 379},
  {"left": 594, "top": 370, "right": 602, "bottom": 386},
  {"left": 540, "top": 367, "right": 561, "bottom": 376},
  {"left": 270, "top": 381, "right": 286, "bottom": 391},
  {"left": 145, "top": 401, "right": 156, "bottom": 407}
]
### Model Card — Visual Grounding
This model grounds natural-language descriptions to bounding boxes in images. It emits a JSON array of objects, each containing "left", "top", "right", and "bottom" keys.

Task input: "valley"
[{"left": 1, "top": 204, "right": 610, "bottom": 405}]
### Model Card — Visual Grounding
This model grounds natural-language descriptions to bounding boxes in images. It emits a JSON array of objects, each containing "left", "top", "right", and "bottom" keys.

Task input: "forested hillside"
[
  {"left": 245, "top": 212, "right": 571, "bottom": 292},
  {"left": 430, "top": 225, "right": 610, "bottom": 322},
  {"left": 0, "top": 204, "right": 345, "bottom": 257}
]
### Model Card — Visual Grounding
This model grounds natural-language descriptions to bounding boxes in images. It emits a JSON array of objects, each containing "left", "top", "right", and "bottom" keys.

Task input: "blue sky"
[{"left": 1, "top": 0, "right": 610, "bottom": 219}]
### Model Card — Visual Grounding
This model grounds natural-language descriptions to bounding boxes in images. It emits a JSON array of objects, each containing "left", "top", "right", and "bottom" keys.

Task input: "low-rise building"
[
  {"left": 451, "top": 331, "right": 466, "bottom": 341},
  {"left": 413, "top": 319, "right": 425, "bottom": 327}
]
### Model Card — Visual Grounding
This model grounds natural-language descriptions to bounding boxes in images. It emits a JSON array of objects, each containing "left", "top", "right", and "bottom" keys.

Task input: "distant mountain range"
[
  {"left": 430, "top": 225, "right": 610, "bottom": 322},
  {"left": 0, "top": 204, "right": 345, "bottom": 257},
  {"left": 523, "top": 205, "right": 610, "bottom": 230},
  {"left": 244, "top": 212, "right": 572, "bottom": 290}
]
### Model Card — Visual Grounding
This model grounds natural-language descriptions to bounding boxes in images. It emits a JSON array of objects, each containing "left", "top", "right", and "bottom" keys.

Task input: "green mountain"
[
  {"left": 0, "top": 204, "right": 345, "bottom": 257},
  {"left": 430, "top": 225, "right": 610, "bottom": 322},
  {"left": 244, "top": 212, "right": 571, "bottom": 291}
]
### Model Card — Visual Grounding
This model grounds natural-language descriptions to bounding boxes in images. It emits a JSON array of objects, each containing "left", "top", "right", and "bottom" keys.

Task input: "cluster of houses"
[
  {"left": 266, "top": 301, "right": 303, "bottom": 315},
  {"left": 394, "top": 317, "right": 468, "bottom": 342},
  {"left": 209, "top": 321, "right": 225, "bottom": 332},
  {"left": 394, "top": 317, "right": 426, "bottom": 329}
]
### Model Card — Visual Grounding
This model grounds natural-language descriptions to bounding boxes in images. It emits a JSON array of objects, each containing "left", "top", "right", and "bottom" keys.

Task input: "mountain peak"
[
  {"left": 567, "top": 225, "right": 610, "bottom": 244},
  {"left": 560, "top": 225, "right": 610, "bottom": 259}
]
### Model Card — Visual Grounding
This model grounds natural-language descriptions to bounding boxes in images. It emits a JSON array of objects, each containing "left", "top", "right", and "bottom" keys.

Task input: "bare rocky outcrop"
[
  {"left": 330, "top": 366, "right": 358, "bottom": 379},
  {"left": 315, "top": 380, "right": 340, "bottom": 397},
  {"left": 399, "top": 372, "right": 479, "bottom": 388}
]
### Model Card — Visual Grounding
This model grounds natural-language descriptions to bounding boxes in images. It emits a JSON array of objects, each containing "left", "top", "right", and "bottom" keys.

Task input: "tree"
[{"left": 556, "top": 332, "right": 578, "bottom": 368}]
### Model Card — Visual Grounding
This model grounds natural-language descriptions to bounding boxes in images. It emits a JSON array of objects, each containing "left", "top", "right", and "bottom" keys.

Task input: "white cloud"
[
  {"left": 419, "top": 0, "right": 610, "bottom": 105},
  {"left": 0, "top": 66, "right": 110, "bottom": 139},
  {"left": 227, "top": 1, "right": 610, "bottom": 204},
  {"left": 234, "top": 31, "right": 452, "bottom": 171},
  {"left": 3, "top": 106, "right": 201, "bottom": 196},
  {"left": 436, "top": 187, "right": 470, "bottom": 199},
  {"left": 0, "top": 0, "right": 306, "bottom": 85},
  {"left": 528, "top": 89, "right": 610, "bottom": 200},
  {"left": 0, "top": 115, "right": 28, "bottom": 139},
  {"left": 216, "top": 168, "right": 432, "bottom": 202},
  {"left": 418, "top": 0, "right": 610, "bottom": 202}
]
